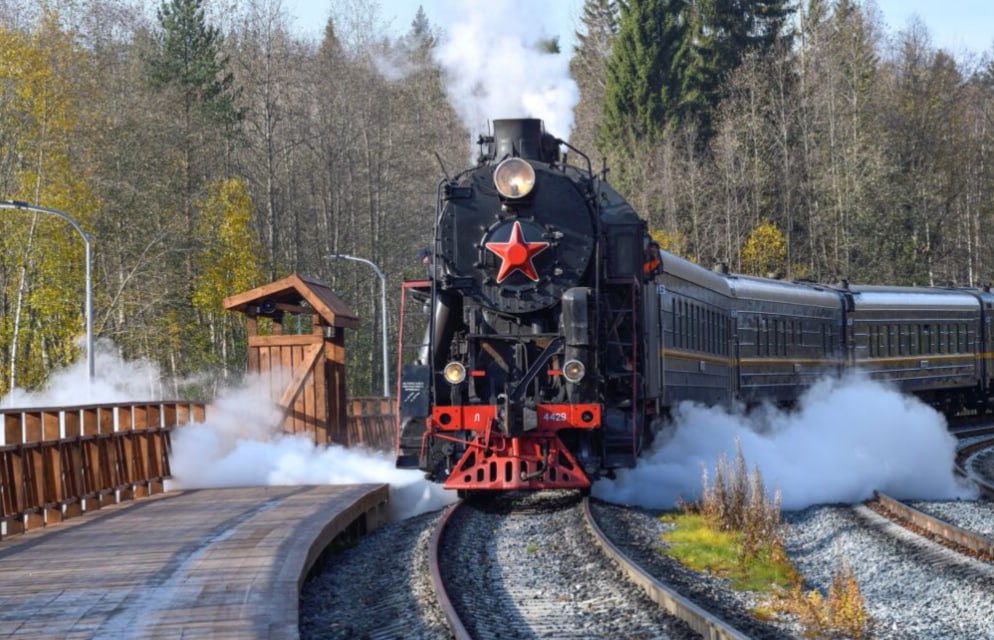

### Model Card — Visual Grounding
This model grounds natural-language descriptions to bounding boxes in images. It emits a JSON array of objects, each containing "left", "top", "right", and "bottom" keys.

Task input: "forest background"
[{"left": 1, "top": 0, "right": 992, "bottom": 400}]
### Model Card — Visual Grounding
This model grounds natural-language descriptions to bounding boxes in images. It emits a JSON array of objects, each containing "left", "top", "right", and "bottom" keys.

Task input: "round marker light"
[
  {"left": 494, "top": 158, "right": 536, "bottom": 199},
  {"left": 443, "top": 361, "right": 467, "bottom": 385},
  {"left": 563, "top": 360, "right": 585, "bottom": 383}
]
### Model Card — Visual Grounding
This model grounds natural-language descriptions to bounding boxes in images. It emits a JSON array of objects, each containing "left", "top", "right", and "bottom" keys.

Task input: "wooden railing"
[
  {"left": 0, "top": 401, "right": 205, "bottom": 539},
  {"left": 346, "top": 397, "right": 397, "bottom": 452}
]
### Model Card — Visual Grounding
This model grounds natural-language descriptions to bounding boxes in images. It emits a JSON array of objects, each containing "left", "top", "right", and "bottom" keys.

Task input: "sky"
[{"left": 282, "top": 0, "right": 994, "bottom": 56}]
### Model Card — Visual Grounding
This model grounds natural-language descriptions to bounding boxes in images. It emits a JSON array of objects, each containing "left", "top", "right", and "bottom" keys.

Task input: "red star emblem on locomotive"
[{"left": 485, "top": 220, "right": 549, "bottom": 283}]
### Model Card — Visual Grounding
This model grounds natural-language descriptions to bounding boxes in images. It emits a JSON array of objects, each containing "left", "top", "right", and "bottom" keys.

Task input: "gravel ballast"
[
  {"left": 301, "top": 495, "right": 994, "bottom": 640},
  {"left": 784, "top": 503, "right": 994, "bottom": 640}
]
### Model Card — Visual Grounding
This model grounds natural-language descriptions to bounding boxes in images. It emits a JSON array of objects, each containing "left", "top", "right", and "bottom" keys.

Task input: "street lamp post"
[
  {"left": 0, "top": 200, "right": 93, "bottom": 390},
  {"left": 326, "top": 253, "right": 390, "bottom": 397}
]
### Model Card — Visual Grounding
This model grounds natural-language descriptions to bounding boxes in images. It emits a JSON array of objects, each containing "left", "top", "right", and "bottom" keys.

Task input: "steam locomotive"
[{"left": 395, "top": 117, "right": 994, "bottom": 493}]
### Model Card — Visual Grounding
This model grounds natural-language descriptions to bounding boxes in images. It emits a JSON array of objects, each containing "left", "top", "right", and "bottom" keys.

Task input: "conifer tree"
[
  {"left": 600, "top": 0, "right": 688, "bottom": 152},
  {"left": 147, "top": 0, "right": 241, "bottom": 127},
  {"left": 688, "top": 0, "right": 794, "bottom": 140},
  {"left": 569, "top": 0, "right": 619, "bottom": 154}
]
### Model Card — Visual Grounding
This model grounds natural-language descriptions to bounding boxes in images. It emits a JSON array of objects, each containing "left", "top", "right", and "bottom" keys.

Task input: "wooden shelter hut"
[{"left": 224, "top": 274, "right": 358, "bottom": 444}]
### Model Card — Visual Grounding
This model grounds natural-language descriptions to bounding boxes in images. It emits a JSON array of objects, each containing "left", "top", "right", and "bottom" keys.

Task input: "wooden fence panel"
[
  {"left": 0, "top": 401, "right": 205, "bottom": 540},
  {"left": 346, "top": 397, "right": 397, "bottom": 452}
]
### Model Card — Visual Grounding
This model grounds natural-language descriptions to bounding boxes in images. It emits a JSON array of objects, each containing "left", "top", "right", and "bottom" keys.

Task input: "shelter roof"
[{"left": 223, "top": 273, "right": 359, "bottom": 329}]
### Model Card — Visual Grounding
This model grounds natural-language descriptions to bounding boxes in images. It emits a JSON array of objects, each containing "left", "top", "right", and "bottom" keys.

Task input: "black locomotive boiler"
[{"left": 395, "top": 117, "right": 994, "bottom": 493}]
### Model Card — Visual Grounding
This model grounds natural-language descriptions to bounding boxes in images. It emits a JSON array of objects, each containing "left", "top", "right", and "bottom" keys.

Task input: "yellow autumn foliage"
[
  {"left": 740, "top": 220, "right": 787, "bottom": 277},
  {"left": 0, "top": 15, "right": 100, "bottom": 391},
  {"left": 651, "top": 229, "right": 692, "bottom": 261},
  {"left": 192, "top": 177, "right": 264, "bottom": 312}
]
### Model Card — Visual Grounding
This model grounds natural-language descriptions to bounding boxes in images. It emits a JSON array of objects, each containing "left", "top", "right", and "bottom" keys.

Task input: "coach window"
[
  {"left": 768, "top": 317, "right": 775, "bottom": 357},
  {"left": 707, "top": 310, "right": 714, "bottom": 353},
  {"left": 687, "top": 302, "right": 693, "bottom": 350},
  {"left": 774, "top": 319, "right": 780, "bottom": 356},
  {"left": 721, "top": 318, "right": 727, "bottom": 356},
  {"left": 778, "top": 319, "right": 785, "bottom": 356},
  {"left": 694, "top": 305, "right": 700, "bottom": 351},
  {"left": 782, "top": 319, "right": 788, "bottom": 353},
  {"left": 762, "top": 317, "right": 770, "bottom": 356},
  {"left": 694, "top": 305, "right": 700, "bottom": 352},
  {"left": 757, "top": 317, "right": 764, "bottom": 356},
  {"left": 685, "top": 303, "right": 691, "bottom": 350},
  {"left": 711, "top": 313, "right": 716, "bottom": 355},
  {"left": 687, "top": 303, "right": 700, "bottom": 351}
]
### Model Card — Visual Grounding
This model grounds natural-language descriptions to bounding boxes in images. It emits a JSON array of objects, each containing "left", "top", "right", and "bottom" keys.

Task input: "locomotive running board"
[{"left": 443, "top": 434, "right": 591, "bottom": 491}]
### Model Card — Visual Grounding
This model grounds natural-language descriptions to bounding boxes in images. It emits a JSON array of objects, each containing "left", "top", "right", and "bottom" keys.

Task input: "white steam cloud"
[
  {"left": 167, "top": 374, "right": 456, "bottom": 521},
  {"left": 432, "top": 0, "right": 580, "bottom": 142},
  {"left": 595, "top": 373, "right": 973, "bottom": 510},
  {"left": 3, "top": 342, "right": 454, "bottom": 520},
  {"left": 2, "top": 338, "right": 164, "bottom": 408}
]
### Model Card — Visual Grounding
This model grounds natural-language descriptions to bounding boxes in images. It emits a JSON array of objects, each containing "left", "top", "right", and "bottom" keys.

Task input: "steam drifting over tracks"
[{"left": 955, "top": 428, "right": 994, "bottom": 496}]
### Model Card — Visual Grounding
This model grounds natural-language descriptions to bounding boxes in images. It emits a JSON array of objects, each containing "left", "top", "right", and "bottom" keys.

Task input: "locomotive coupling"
[{"left": 499, "top": 393, "right": 537, "bottom": 437}]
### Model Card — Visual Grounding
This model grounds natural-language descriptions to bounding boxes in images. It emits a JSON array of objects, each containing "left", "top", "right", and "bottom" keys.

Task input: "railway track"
[
  {"left": 430, "top": 491, "right": 750, "bottom": 640},
  {"left": 870, "top": 491, "right": 994, "bottom": 560},
  {"left": 954, "top": 428, "right": 994, "bottom": 496},
  {"left": 299, "top": 509, "right": 451, "bottom": 639},
  {"left": 861, "top": 427, "right": 994, "bottom": 563}
]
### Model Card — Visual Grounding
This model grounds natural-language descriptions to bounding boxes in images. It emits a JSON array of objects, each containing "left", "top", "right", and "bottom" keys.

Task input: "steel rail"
[
  {"left": 873, "top": 491, "right": 994, "bottom": 559},
  {"left": 581, "top": 497, "right": 751, "bottom": 640},
  {"left": 428, "top": 501, "right": 472, "bottom": 640},
  {"left": 954, "top": 435, "right": 994, "bottom": 497}
]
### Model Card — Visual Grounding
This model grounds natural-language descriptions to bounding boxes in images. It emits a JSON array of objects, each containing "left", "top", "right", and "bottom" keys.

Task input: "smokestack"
[{"left": 489, "top": 118, "right": 559, "bottom": 164}]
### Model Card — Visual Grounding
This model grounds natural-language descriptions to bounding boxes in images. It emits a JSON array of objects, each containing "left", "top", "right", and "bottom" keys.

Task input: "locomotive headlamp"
[
  {"left": 443, "top": 361, "right": 467, "bottom": 385},
  {"left": 563, "top": 359, "right": 585, "bottom": 383},
  {"left": 494, "top": 158, "right": 536, "bottom": 199}
]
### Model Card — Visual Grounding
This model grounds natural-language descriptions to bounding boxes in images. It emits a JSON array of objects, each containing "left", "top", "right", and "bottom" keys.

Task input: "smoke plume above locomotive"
[{"left": 431, "top": 0, "right": 579, "bottom": 147}]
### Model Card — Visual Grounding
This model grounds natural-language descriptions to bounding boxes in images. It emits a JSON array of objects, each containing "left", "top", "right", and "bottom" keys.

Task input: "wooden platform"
[{"left": 0, "top": 484, "right": 389, "bottom": 639}]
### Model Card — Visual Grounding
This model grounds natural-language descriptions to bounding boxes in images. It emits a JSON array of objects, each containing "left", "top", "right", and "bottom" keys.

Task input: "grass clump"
[
  {"left": 663, "top": 441, "right": 794, "bottom": 591},
  {"left": 769, "top": 560, "right": 872, "bottom": 639},
  {"left": 661, "top": 440, "right": 872, "bottom": 638}
]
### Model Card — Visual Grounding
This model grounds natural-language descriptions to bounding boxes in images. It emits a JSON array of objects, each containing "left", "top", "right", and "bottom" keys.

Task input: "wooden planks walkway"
[{"left": 0, "top": 484, "right": 389, "bottom": 639}]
